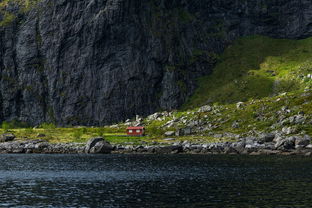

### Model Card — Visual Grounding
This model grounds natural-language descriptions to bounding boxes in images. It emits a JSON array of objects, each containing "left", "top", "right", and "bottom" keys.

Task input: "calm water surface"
[{"left": 0, "top": 154, "right": 311, "bottom": 207}]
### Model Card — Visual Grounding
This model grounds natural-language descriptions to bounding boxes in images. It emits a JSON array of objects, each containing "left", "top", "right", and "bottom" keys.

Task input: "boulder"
[
  {"left": 164, "top": 131, "right": 175, "bottom": 137},
  {"left": 242, "top": 137, "right": 258, "bottom": 144},
  {"left": 259, "top": 133, "right": 275, "bottom": 143},
  {"left": 231, "top": 141, "right": 245, "bottom": 153},
  {"left": 147, "top": 113, "right": 161, "bottom": 121},
  {"left": 224, "top": 146, "right": 239, "bottom": 154},
  {"left": 175, "top": 127, "right": 192, "bottom": 136},
  {"left": 89, "top": 140, "right": 113, "bottom": 154},
  {"left": 0, "top": 133, "right": 15, "bottom": 142},
  {"left": 154, "top": 145, "right": 183, "bottom": 154},
  {"left": 275, "top": 136, "right": 296, "bottom": 150},
  {"left": 295, "top": 136, "right": 311, "bottom": 147},
  {"left": 85, "top": 137, "right": 112, "bottom": 154},
  {"left": 282, "top": 127, "right": 298, "bottom": 135}
]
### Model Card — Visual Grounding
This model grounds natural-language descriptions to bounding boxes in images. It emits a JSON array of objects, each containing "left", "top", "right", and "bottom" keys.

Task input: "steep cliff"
[{"left": 1, "top": 0, "right": 312, "bottom": 126}]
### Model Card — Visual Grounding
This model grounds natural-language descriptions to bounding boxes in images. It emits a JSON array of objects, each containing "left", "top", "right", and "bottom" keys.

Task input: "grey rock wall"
[{"left": 1, "top": 0, "right": 312, "bottom": 125}]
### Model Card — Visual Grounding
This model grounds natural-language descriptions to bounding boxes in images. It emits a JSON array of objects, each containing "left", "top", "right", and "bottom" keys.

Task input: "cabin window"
[
  {"left": 129, "top": 130, "right": 133, "bottom": 133},
  {"left": 136, "top": 130, "right": 141, "bottom": 133}
]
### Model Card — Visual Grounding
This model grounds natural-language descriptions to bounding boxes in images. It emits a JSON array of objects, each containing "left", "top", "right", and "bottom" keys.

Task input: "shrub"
[
  {"left": 1, "top": 120, "right": 29, "bottom": 130},
  {"left": 1, "top": 121, "right": 10, "bottom": 132},
  {"left": 40, "top": 123, "right": 56, "bottom": 129}
]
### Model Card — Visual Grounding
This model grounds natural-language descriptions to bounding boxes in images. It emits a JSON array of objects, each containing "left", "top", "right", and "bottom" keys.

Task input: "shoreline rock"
[{"left": 0, "top": 134, "right": 311, "bottom": 156}]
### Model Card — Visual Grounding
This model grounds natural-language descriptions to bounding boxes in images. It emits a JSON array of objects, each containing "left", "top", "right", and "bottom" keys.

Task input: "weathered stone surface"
[
  {"left": 175, "top": 127, "right": 192, "bottom": 136},
  {"left": 1, "top": 0, "right": 312, "bottom": 125},
  {"left": 85, "top": 137, "right": 112, "bottom": 154},
  {"left": 89, "top": 140, "right": 113, "bottom": 154},
  {"left": 259, "top": 133, "right": 275, "bottom": 143},
  {"left": 154, "top": 145, "right": 183, "bottom": 154},
  {"left": 198, "top": 105, "right": 212, "bottom": 113},
  {"left": 0, "top": 140, "right": 84, "bottom": 154},
  {"left": 295, "top": 136, "right": 311, "bottom": 147},
  {"left": 275, "top": 137, "right": 296, "bottom": 150},
  {"left": 164, "top": 131, "right": 175, "bottom": 137},
  {"left": 0, "top": 133, "right": 15, "bottom": 142}
]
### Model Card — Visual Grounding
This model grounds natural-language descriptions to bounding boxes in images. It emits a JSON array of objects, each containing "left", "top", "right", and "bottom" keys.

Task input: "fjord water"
[{"left": 0, "top": 155, "right": 312, "bottom": 207}]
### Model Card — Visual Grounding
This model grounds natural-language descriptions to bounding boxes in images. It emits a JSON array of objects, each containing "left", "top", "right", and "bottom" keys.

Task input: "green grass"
[{"left": 183, "top": 35, "right": 312, "bottom": 109}]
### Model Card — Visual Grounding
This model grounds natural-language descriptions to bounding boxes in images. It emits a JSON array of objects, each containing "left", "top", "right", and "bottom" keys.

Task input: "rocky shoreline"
[
  {"left": 113, "top": 134, "right": 312, "bottom": 156},
  {"left": 0, "top": 134, "right": 311, "bottom": 156}
]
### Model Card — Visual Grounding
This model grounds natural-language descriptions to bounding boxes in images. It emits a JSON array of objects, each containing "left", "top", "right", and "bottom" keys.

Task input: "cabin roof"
[{"left": 127, "top": 126, "right": 145, "bottom": 130}]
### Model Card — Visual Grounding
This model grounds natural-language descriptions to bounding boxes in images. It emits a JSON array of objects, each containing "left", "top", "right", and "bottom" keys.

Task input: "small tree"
[{"left": 1, "top": 121, "right": 10, "bottom": 132}]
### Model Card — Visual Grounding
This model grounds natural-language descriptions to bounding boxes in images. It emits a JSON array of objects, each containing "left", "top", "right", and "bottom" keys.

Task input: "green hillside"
[
  {"left": 183, "top": 35, "right": 312, "bottom": 109},
  {"left": 1, "top": 35, "right": 312, "bottom": 144}
]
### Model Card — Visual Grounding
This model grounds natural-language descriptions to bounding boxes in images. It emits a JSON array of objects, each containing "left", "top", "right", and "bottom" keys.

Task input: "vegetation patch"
[
  {"left": 183, "top": 35, "right": 312, "bottom": 109},
  {"left": 0, "top": 0, "right": 41, "bottom": 27}
]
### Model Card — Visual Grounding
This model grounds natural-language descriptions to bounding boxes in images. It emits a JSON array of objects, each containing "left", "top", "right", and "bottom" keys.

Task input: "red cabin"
[{"left": 126, "top": 126, "right": 145, "bottom": 136}]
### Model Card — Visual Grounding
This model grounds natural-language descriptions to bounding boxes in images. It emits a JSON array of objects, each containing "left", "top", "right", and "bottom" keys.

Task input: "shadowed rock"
[
  {"left": 1, "top": 0, "right": 312, "bottom": 125},
  {"left": 85, "top": 137, "right": 113, "bottom": 154},
  {"left": 0, "top": 133, "right": 15, "bottom": 142}
]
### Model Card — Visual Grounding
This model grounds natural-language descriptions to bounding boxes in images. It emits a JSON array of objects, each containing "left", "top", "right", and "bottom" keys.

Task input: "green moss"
[
  {"left": 183, "top": 35, "right": 312, "bottom": 109},
  {"left": 0, "top": 0, "right": 41, "bottom": 27},
  {"left": 0, "top": 12, "right": 15, "bottom": 26}
]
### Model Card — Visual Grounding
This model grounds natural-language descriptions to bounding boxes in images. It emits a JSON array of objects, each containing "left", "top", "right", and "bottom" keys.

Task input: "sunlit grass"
[{"left": 183, "top": 35, "right": 312, "bottom": 109}]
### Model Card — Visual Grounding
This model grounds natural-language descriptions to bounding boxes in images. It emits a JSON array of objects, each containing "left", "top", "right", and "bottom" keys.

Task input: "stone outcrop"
[
  {"left": 85, "top": 137, "right": 113, "bottom": 154},
  {"left": 0, "top": 134, "right": 311, "bottom": 155},
  {"left": 0, "top": 133, "right": 15, "bottom": 142},
  {"left": 1, "top": 0, "right": 312, "bottom": 125},
  {"left": 0, "top": 140, "right": 85, "bottom": 154},
  {"left": 112, "top": 134, "right": 312, "bottom": 156}
]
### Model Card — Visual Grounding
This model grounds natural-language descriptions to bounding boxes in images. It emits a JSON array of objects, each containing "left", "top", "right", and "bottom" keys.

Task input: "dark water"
[{"left": 0, "top": 155, "right": 312, "bottom": 207}]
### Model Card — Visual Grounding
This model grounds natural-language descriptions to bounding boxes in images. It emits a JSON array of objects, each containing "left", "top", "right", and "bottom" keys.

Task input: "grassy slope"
[
  {"left": 1, "top": 35, "right": 312, "bottom": 144},
  {"left": 183, "top": 36, "right": 312, "bottom": 109},
  {"left": 4, "top": 89, "right": 311, "bottom": 145}
]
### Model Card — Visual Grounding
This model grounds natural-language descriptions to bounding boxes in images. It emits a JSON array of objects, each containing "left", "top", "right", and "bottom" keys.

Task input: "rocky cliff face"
[{"left": 1, "top": 0, "right": 312, "bottom": 126}]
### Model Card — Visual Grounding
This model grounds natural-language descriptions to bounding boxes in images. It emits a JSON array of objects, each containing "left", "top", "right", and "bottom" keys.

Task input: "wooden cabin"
[{"left": 126, "top": 126, "right": 145, "bottom": 136}]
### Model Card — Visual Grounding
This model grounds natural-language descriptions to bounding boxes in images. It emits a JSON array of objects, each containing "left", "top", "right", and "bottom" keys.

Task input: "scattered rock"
[
  {"left": 295, "top": 136, "right": 311, "bottom": 147},
  {"left": 0, "top": 133, "right": 15, "bottom": 142},
  {"left": 275, "top": 136, "right": 296, "bottom": 150},
  {"left": 232, "top": 121, "right": 240, "bottom": 128},
  {"left": 164, "top": 138, "right": 175, "bottom": 141},
  {"left": 236, "top": 102, "right": 244, "bottom": 109},
  {"left": 259, "top": 133, "right": 275, "bottom": 143},
  {"left": 164, "top": 131, "right": 175, "bottom": 137},
  {"left": 282, "top": 127, "right": 298, "bottom": 135},
  {"left": 198, "top": 105, "right": 212, "bottom": 113},
  {"left": 175, "top": 127, "right": 192, "bottom": 136}
]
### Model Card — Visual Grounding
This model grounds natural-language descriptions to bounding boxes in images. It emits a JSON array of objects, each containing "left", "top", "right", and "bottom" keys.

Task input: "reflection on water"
[{"left": 0, "top": 154, "right": 311, "bottom": 207}]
